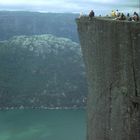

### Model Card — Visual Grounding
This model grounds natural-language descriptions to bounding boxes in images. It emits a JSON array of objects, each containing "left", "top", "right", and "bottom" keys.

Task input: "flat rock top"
[{"left": 76, "top": 16, "right": 140, "bottom": 25}]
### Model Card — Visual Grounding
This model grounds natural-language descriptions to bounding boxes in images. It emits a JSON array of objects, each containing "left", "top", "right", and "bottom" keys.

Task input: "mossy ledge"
[{"left": 76, "top": 17, "right": 140, "bottom": 140}]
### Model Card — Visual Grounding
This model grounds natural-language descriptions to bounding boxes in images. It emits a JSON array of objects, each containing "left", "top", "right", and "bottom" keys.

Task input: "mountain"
[
  {"left": 0, "top": 11, "right": 79, "bottom": 42},
  {"left": 0, "top": 34, "right": 87, "bottom": 109}
]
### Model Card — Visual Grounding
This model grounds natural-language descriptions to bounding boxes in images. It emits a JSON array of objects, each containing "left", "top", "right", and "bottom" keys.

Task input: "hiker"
[
  {"left": 111, "top": 10, "right": 116, "bottom": 17},
  {"left": 127, "top": 13, "right": 132, "bottom": 21},
  {"left": 116, "top": 13, "right": 126, "bottom": 20},
  {"left": 127, "top": 13, "right": 130, "bottom": 18},
  {"left": 133, "top": 12, "right": 139, "bottom": 21},
  {"left": 115, "top": 9, "right": 120, "bottom": 17},
  {"left": 89, "top": 10, "right": 95, "bottom": 20}
]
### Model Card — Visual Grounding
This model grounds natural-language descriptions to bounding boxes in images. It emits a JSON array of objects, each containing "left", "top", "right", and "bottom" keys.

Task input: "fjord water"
[{"left": 0, "top": 109, "right": 86, "bottom": 140}]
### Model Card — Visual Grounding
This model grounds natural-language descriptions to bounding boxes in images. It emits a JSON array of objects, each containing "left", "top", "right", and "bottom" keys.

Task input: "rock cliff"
[{"left": 76, "top": 17, "right": 140, "bottom": 140}]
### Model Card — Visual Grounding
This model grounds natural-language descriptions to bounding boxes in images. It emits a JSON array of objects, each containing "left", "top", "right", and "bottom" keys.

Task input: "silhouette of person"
[{"left": 89, "top": 10, "right": 95, "bottom": 20}]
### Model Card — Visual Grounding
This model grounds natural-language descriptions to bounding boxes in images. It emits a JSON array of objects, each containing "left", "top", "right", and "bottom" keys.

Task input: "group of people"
[
  {"left": 111, "top": 10, "right": 139, "bottom": 21},
  {"left": 79, "top": 9, "right": 140, "bottom": 22}
]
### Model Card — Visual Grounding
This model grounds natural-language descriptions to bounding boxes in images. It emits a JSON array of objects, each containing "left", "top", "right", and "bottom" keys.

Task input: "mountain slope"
[
  {"left": 0, "top": 34, "right": 87, "bottom": 109},
  {"left": 0, "top": 11, "right": 79, "bottom": 42}
]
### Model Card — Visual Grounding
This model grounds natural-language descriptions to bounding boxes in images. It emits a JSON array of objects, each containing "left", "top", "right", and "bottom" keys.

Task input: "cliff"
[
  {"left": 0, "top": 34, "right": 87, "bottom": 109},
  {"left": 76, "top": 17, "right": 140, "bottom": 140}
]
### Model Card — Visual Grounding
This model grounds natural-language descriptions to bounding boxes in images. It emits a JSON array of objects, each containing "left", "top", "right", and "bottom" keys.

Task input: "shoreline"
[{"left": 0, "top": 106, "right": 86, "bottom": 111}]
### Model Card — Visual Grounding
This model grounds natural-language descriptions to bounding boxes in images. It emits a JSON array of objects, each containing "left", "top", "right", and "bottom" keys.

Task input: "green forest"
[
  {"left": 0, "top": 34, "right": 87, "bottom": 109},
  {"left": 0, "top": 11, "right": 87, "bottom": 109}
]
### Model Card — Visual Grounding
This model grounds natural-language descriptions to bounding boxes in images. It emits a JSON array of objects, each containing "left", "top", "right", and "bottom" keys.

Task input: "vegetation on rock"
[{"left": 0, "top": 34, "right": 87, "bottom": 109}]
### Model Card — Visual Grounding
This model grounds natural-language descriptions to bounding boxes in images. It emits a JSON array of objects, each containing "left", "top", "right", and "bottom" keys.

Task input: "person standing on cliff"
[
  {"left": 111, "top": 10, "right": 116, "bottom": 17},
  {"left": 89, "top": 10, "right": 95, "bottom": 20},
  {"left": 115, "top": 9, "right": 120, "bottom": 17},
  {"left": 133, "top": 12, "right": 139, "bottom": 21}
]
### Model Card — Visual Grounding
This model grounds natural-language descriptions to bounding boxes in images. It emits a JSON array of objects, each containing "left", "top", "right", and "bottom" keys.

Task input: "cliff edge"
[{"left": 76, "top": 17, "right": 140, "bottom": 140}]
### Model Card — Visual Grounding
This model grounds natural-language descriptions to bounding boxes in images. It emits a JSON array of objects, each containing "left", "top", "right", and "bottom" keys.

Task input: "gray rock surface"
[{"left": 76, "top": 17, "right": 140, "bottom": 140}]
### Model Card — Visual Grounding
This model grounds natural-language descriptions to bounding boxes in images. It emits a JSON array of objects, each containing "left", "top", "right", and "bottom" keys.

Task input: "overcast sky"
[{"left": 0, "top": 0, "right": 139, "bottom": 13}]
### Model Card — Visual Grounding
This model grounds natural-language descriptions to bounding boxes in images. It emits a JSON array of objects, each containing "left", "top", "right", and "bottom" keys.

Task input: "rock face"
[
  {"left": 0, "top": 34, "right": 87, "bottom": 109},
  {"left": 76, "top": 17, "right": 140, "bottom": 140}
]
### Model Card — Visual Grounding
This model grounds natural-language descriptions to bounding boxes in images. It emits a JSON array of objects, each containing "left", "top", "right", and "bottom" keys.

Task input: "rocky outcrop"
[
  {"left": 76, "top": 17, "right": 140, "bottom": 140},
  {"left": 0, "top": 34, "right": 87, "bottom": 109}
]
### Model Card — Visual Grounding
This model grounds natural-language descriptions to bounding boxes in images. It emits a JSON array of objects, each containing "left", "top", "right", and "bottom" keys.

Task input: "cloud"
[{"left": 0, "top": 0, "right": 138, "bottom": 13}]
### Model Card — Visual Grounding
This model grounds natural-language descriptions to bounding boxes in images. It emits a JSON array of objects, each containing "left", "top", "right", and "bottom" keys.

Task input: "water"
[{"left": 0, "top": 109, "right": 86, "bottom": 140}]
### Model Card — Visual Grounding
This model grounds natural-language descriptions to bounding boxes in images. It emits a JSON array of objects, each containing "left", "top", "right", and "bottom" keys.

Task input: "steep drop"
[{"left": 76, "top": 17, "right": 140, "bottom": 140}]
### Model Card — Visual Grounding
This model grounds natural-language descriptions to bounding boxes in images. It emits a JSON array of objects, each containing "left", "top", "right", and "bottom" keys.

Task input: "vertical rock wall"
[{"left": 76, "top": 17, "right": 140, "bottom": 140}]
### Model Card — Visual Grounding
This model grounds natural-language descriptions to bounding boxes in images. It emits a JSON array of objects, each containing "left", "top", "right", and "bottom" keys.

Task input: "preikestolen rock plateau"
[{"left": 76, "top": 17, "right": 140, "bottom": 140}]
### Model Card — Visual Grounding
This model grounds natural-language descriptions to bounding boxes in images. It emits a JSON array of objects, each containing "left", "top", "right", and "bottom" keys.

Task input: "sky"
[{"left": 0, "top": 0, "right": 139, "bottom": 14}]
